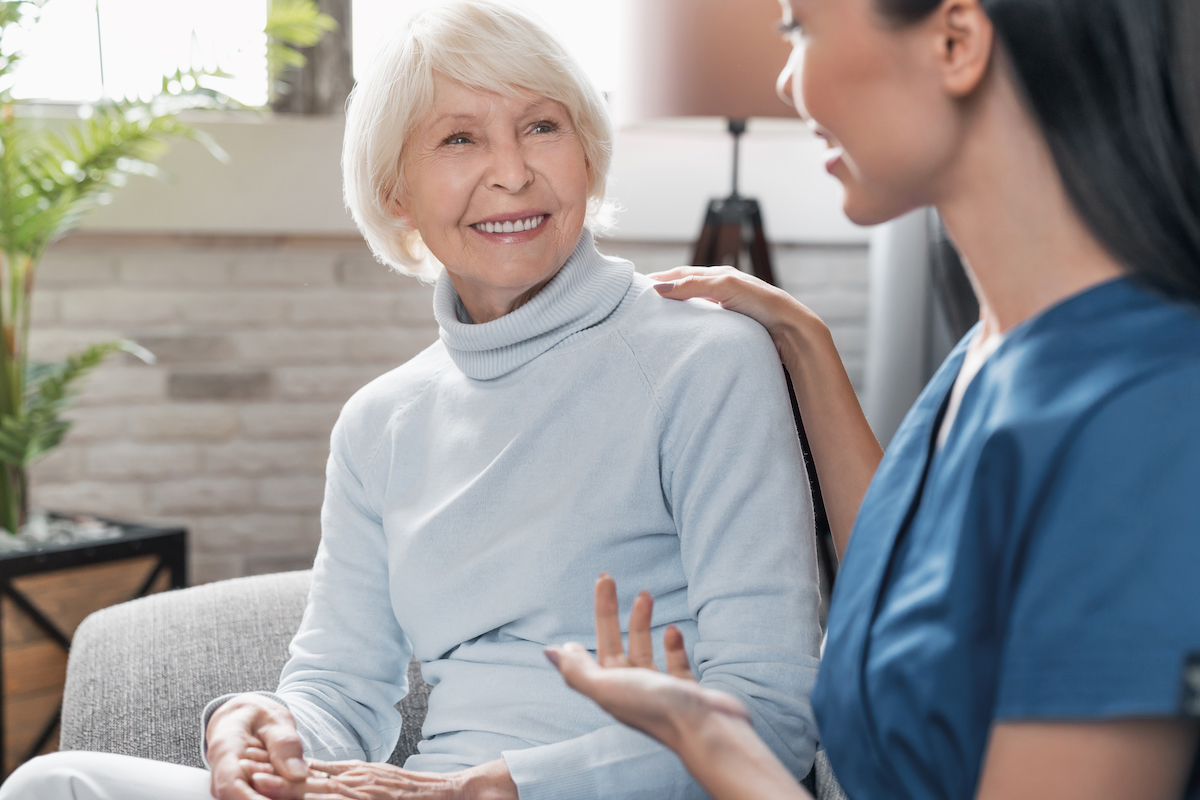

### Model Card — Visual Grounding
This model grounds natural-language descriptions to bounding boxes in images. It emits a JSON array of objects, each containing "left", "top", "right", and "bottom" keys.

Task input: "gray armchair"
[
  {"left": 59, "top": 570, "right": 847, "bottom": 799},
  {"left": 60, "top": 571, "right": 428, "bottom": 768}
]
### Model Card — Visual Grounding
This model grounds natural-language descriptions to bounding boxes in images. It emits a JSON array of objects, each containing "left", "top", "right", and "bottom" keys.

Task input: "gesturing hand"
[{"left": 545, "top": 574, "right": 749, "bottom": 754}]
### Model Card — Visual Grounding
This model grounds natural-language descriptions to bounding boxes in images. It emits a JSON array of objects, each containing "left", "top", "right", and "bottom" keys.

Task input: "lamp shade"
[{"left": 620, "top": 0, "right": 795, "bottom": 122}]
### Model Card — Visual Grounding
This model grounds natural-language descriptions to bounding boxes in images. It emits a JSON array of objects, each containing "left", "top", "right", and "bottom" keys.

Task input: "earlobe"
[{"left": 938, "top": 0, "right": 995, "bottom": 98}]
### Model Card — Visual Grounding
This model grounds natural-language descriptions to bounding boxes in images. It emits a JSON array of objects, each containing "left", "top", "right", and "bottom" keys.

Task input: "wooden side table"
[{"left": 0, "top": 522, "right": 187, "bottom": 776}]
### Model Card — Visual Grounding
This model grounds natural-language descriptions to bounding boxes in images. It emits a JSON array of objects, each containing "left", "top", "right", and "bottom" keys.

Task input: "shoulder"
[
  {"left": 982, "top": 281, "right": 1200, "bottom": 437},
  {"left": 614, "top": 273, "right": 780, "bottom": 383},
  {"left": 976, "top": 322, "right": 1200, "bottom": 535},
  {"left": 1056, "top": 358, "right": 1200, "bottom": 473}
]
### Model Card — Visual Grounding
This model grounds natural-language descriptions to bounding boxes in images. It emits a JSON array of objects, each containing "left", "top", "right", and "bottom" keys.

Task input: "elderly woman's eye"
[
  {"left": 443, "top": 133, "right": 472, "bottom": 145},
  {"left": 532, "top": 121, "right": 560, "bottom": 134}
]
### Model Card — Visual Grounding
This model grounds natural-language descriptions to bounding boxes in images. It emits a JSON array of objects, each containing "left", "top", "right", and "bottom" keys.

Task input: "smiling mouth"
[{"left": 471, "top": 215, "right": 546, "bottom": 234}]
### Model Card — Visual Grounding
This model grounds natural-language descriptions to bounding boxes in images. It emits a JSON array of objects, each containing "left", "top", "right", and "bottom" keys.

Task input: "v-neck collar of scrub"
[{"left": 432, "top": 229, "right": 635, "bottom": 380}]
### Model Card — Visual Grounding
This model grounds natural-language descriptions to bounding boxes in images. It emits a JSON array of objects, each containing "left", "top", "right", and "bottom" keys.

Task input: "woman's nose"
[
  {"left": 487, "top": 140, "right": 534, "bottom": 192},
  {"left": 775, "top": 40, "right": 810, "bottom": 123}
]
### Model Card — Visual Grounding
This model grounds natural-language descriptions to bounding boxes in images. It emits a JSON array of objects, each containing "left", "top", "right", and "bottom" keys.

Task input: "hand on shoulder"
[{"left": 649, "top": 266, "right": 825, "bottom": 364}]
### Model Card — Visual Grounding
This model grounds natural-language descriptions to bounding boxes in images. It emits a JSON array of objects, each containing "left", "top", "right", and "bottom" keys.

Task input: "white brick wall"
[{"left": 30, "top": 232, "right": 868, "bottom": 584}]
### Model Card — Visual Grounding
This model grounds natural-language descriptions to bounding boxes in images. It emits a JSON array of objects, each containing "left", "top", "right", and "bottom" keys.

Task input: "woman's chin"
[{"left": 840, "top": 189, "right": 924, "bottom": 229}]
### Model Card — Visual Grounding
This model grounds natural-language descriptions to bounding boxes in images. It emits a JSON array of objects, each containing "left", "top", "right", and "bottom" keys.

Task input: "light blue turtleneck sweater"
[{"left": 256, "top": 232, "right": 822, "bottom": 799}]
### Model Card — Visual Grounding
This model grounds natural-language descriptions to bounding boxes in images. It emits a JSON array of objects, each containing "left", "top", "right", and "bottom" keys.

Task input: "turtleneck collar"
[{"left": 433, "top": 230, "right": 635, "bottom": 380}]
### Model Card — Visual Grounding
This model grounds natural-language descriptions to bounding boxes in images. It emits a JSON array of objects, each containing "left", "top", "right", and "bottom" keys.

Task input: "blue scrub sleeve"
[{"left": 994, "top": 365, "right": 1200, "bottom": 721}]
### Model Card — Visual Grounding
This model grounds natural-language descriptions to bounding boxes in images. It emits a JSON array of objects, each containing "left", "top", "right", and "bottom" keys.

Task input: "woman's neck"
[
  {"left": 449, "top": 273, "right": 556, "bottom": 324},
  {"left": 935, "top": 57, "right": 1125, "bottom": 342}
]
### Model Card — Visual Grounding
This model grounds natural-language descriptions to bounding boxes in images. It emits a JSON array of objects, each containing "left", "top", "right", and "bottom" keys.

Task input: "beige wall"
[{"left": 29, "top": 232, "right": 867, "bottom": 585}]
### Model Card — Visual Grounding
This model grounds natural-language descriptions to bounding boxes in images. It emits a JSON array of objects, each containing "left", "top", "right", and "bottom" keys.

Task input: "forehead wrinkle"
[{"left": 429, "top": 111, "right": 486, "bottom": 126}]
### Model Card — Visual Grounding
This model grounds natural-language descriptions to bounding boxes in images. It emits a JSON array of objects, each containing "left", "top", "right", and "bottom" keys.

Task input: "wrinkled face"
[
  {"left": 777, "top": 0, "right": 961, "bottom": 225},
  {"left": 396, "top": 78, "right": 591, "bottom": 313}
]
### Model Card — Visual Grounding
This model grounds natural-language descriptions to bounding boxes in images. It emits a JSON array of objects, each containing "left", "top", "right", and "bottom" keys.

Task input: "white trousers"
[{"left": 0, "top": 752, "right": 214, "bottom": 800}]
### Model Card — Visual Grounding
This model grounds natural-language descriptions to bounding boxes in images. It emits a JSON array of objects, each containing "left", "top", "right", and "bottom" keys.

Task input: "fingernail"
[
  {"left": 286, "top": 758, "right": 308, "bottom": 778},
  {"left": 654, "top": 282, "right": 675, "bottom": 293},
  {"left": 544, "top": 648, "right": 561, "bottom": 667}
]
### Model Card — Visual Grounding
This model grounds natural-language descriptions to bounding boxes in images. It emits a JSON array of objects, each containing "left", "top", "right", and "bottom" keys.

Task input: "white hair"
[{"left": 342, "top": 0, "right": 615, "bottom": 281}]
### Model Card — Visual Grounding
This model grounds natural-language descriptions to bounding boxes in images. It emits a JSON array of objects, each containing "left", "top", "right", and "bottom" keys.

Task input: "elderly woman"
[{"left": 0, "top": 3, "right": 821, "bottom": 800}]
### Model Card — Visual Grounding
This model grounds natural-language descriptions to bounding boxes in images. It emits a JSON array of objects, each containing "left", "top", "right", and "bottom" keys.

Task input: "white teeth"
[{"left": 473, "top": 215, "right": 545, "bottom": 233}]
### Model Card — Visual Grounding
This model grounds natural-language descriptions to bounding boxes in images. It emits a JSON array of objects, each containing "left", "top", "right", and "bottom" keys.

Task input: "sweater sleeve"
[
  {"left": 272, "top": 412, "right": 414, "bottom": 761},
  {"left": 502, "top": 311, "right": 823, "bottom": 800}
]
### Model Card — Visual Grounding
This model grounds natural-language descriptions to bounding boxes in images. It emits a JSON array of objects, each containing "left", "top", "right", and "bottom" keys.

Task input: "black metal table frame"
[{"left": 0, "top": 522, "right": 187, "bottom": 769}]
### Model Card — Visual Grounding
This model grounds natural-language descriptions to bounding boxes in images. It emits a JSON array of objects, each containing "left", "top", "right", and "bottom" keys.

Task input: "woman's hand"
[
  {"left": 648, "top": 266, "right": 822, "bottom": 365},
  {"left": 547, "top": 575, "right": 812, "bottom": 800},
  {"left": 207, "top": 693, "right": 310, "bottom": 800},
  {"left": 545, "top": 574, "right": 750, "bottom": 753},
  {"left": 246, "top": 758, "right": 517, "bottom": 800}
]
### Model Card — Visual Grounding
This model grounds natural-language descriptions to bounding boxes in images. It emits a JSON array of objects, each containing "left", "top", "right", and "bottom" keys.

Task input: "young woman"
[{"left": 548, "top": 0, "right": 1200, "bottom": 798}]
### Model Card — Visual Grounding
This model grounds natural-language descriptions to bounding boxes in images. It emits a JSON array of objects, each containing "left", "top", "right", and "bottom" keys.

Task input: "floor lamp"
[
  {"left": 621, "top": 0, "right": 838, "bottom": 586},
  {"left": 620, "top": 0, "right": 797, "bottom": 284}
]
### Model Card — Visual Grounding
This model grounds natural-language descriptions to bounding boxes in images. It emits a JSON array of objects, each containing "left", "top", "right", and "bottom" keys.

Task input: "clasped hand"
[
  {"left": 233, "top": 752, "right": 485, "bottom": 800},
  {"left": 205, "top": 695, "right": 516, "bottom": 800}
]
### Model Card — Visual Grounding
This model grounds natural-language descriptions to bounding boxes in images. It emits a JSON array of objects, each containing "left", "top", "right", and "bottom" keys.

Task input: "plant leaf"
[
  {"left": 0, "top": 340, "right": 153, "bottom": 469},
  {"left": 265, "top": 0, "right": 338, "bottom": 89},
  {"left": 0, "top": 100, "right": 227, "bottom": 259}
]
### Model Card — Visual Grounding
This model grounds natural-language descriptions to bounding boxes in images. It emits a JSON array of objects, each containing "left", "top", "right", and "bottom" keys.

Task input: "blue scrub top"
[{"left": 813, "top": 278, "right": 1200, "bottom": 800}]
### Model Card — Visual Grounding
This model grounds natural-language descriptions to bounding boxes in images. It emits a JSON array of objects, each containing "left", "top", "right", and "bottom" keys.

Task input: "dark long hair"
[{"left": 878, "top": 0, "right": 1200, "bottom": 302}]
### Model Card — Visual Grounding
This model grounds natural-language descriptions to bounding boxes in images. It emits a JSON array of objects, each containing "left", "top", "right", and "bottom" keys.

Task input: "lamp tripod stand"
[
  {"left": 690, "top": 118, "right": 837, "bottom": 589},
  {"left": 690, "top": 119, "right": 777, "bottom": 285}
]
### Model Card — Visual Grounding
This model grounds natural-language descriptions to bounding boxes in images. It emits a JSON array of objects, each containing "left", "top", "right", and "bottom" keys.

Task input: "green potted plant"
[
  {"left": 0, "top": 0, "right": 336, "bottom": 538},
  {"left": 0, "top": 6, "right": 212, "bottom": 537}
]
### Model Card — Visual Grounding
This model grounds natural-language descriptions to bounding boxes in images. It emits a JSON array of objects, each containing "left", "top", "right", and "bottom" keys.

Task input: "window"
[{"left": 5, "top": 0, "right": 267, "bottom": 106}]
